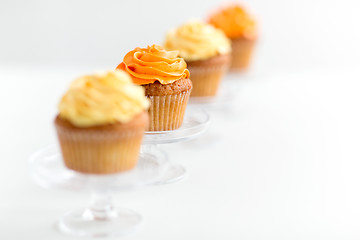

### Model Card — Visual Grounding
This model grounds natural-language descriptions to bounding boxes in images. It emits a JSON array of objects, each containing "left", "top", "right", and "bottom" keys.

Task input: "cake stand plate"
[
  {"left": 143, "top": 107, "right": 210, "bottom": 144},
  {"left": 29, "top": 145, "right": 169, "bottom": 191}
]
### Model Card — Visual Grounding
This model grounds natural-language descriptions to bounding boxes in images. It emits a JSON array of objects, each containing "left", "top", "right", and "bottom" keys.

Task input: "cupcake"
[
  {"left": 164, "top": 20, "right": 231, "bottom": 97},
  {"left": 208, "top": 4, "right": 257, "bottom": 71},
  {"left": 116, "top": 45, "right": 191, "bottom": 131},
  {"left": 54, "top": 70, "right": 149, "bottom": 174}
]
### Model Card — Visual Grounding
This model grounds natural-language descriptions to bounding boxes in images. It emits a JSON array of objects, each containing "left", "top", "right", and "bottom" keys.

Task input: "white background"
[{"left": 1, "top": 0, "right": 360, "bottom": 239}]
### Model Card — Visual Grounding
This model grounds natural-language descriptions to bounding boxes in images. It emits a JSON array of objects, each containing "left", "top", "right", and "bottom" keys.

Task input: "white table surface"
[{"left": 1, "top": 0, "right": 360, "bottom": 239}]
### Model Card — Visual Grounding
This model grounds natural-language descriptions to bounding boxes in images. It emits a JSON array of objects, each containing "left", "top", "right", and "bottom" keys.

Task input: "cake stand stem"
[
  {"left": 83, "top": 190, "right": 117, "bottom": 220},
  {"left": 141, "top": 144, "right": 158, "bottom": 154},
  {"left": 141, "top": 144, "right": 186, "bottom": 184}
]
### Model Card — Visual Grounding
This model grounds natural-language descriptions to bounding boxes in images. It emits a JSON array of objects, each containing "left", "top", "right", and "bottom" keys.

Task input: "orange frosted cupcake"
[
  {"left": 209, "top": 4, "right": 257, "bottom": 71},
  {"left": 55, "top": 70, "right": 150, "bottom": 174},
  {"left": 117, "top": 45, "right": 192, "bottom": 131},
  {"left": 164, "top": 20, "right": 231, "bottom": 97}
]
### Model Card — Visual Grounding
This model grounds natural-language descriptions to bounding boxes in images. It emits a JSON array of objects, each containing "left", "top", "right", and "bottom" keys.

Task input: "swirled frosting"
[
  {"left": 58, "top": 70, "right": 149, "bottom": 127},
  {"left": 208, "top": 5, "right": 257, "bottom": 39},
  {"left": 116, "top": 45, "right": 190, "bottom": 85},
  {"left": 164, "top": 20, "right": 231, "bottom": 61}
]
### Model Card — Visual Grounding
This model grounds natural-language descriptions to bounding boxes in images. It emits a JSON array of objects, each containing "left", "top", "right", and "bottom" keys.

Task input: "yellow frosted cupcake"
[
  {"left": 54, "top": 70, "right": 149, "bottom": 174},
  {"left": 164, "top": 20, "right": 231, "bottom": 97},
  {"left": 209, "top": 4, "right": 257, "bottom": 71}
]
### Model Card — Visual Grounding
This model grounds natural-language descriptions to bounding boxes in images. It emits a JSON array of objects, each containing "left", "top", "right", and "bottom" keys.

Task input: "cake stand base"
[{"left": 58, "top": 207, "right": 142, "bottom": 237}]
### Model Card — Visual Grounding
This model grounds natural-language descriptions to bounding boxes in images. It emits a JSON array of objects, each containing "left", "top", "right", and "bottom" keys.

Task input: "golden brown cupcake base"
[
  {"left": 230, "top": 37, "right": 256, "bottom": 71},
  {"left": 142, "top": 78, "right": 192, "bottom": 131},
  {"left": 143, "top": 78, "right": 191, "bottom": 96},
  {"left": 187, "top": 54, "right": 230, "bottom": 97},
  {"left": 54, "top": 112, "right": 148, "bottom": 174}
]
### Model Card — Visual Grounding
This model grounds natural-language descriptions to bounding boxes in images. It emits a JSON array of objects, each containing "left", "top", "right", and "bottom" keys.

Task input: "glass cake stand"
[
  {"left": 142, "top": 107, "right": 210, "bottom": 184},
  {"left": 29, "top": 145, "right": 168, "bottom": 237},
  {"left": 28, "top": 108, "right": 209, "bottom": 237}
]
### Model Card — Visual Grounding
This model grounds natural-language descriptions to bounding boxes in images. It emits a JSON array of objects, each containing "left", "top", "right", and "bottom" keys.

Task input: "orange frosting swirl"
[
  {"left": 208, "top": 5, "right": 257, "bottom": 39},
  {"left": 116, "top": 45, "right": 190, "bottom": 85}
]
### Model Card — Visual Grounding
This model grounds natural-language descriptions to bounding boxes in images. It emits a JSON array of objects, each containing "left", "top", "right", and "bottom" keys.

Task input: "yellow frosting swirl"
[
  {"left": 59, "top": 70, "right": 149, "bottom": 127},
  {"left": 164, "top": 20, "right": 231, "bottom": 61}
]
